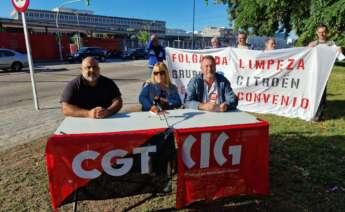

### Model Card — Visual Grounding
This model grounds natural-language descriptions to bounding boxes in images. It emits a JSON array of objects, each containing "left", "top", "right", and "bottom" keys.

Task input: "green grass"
[
  {"left": 255, "top": 66, "right": 345, "bottom": 211},
  {"left": 0, "top": 67, "right": 344, "bottom": 211}
]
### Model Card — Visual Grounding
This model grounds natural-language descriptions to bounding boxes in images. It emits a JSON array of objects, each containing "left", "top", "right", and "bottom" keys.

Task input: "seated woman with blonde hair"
[{"left": 139, "top": 62, "right": 182, "bottom": 112}]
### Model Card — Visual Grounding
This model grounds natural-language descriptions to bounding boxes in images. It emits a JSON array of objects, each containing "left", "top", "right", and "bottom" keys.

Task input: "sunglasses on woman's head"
[{"left": 153, "top": 71, "right": 165, "bottom": 76}]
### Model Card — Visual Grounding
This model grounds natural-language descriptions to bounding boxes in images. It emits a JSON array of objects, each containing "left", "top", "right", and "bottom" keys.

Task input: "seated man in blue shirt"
[{"left": 185, "top": 55, "right": 238, "bottom": 112}]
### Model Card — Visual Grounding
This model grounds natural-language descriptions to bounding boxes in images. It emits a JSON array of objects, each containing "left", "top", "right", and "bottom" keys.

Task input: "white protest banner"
[
  {"left": 165, "top": 47, "right": 231, "bottom": 101},
  {"left": 165, "top": 46, "right": 339, "bottom": 121}
]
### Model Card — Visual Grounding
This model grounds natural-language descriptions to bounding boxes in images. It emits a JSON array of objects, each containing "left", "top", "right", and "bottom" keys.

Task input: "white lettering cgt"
[
  {"left": 72, "top": 150, "right": 101, "bottom": 179},
  {"left": 72, "top": 146, "right": 157, "bottom": 179}
]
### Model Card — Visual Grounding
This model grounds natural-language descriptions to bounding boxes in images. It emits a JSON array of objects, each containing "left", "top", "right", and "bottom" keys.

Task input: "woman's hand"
[{"left": 150, "top": 105, "right": 159, "bottom": 113}]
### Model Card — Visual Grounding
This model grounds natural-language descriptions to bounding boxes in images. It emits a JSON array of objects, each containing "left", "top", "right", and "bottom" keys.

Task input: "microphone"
[
  {"left": 152, "top": 96, "right": 171, "bottom": 137},
  {"left": 153, "top": 96, "right": 163, "bottom": 112}
]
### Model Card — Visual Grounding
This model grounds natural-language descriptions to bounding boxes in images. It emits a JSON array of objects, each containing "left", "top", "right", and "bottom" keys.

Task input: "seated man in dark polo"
[
  {"left": 61, "top": 57, "right": 122, "bottom": 118},
  {"left": 185, "top": 55, "right": 238, "bottom": 112}
]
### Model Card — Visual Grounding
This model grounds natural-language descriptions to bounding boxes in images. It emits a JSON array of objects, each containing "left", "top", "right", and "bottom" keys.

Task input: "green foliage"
[
  {"left": 137, "top": 30, "right": 150, "bottom": 43},
  {"left": 206, "top": 0, "right": 345, "bottom": 47},
  {"left": 70, "top": 34, "right": 79, "bottom": 44}
]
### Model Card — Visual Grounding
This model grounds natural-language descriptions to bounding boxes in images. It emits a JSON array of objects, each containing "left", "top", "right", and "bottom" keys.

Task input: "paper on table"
[{"left": 149, "top": 110, "right": 169, "bottom": 116}]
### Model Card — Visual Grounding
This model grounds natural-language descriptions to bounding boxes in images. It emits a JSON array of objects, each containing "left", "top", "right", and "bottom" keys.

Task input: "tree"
[
  {"left": 70, "top": 34, "right": 79, "bottom": 44},
  {"left": 137, "top": 30, "right": 150, "bottom": 43},
  {"left": 206, "top": 0, "right": 345, "bottom": 47}
]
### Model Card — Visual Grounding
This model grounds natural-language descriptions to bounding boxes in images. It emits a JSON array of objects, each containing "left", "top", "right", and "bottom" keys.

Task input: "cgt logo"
[
  {"left": 72, "top": 146, "right": 156, "bottom": 179},
  {"left": 182, "top": 132, "right": 241, "bottom": 169}
]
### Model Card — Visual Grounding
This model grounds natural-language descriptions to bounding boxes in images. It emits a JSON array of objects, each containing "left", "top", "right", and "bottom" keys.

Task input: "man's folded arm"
[
  {"left": 62, "top": 102, "right": 90, "bottom": 118},
  {"left": 106, "top": 97, "right": 123, "bottom": 116}
]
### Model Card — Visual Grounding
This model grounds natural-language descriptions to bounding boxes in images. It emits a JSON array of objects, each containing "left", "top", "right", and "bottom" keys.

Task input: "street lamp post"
[
  {"left": 55, "top": 0, "right": 82, "bottom": 61},
  {"left": 177, "top": 31, "right": 180, "bottom": 48},
  {"left": 192, "top": 0, "right": 195, "bottom": 49},
  {"left": 126, "top": 28, "right": 135, "bottom": 49},
  {"left": 73, "top": 11, "right": 81, "bottom": 50},
  {"left": 55, "top": 11, "right": 63, "bottom": 61}
]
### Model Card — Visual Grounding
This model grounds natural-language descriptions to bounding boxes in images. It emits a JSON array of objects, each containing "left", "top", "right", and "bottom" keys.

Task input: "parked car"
[
  {"left": 121, "top": 48, "right": 147, "bottom": 60},
  {"left": 0, "top": 48, "right": 28, "bottom": 71},
  {"left": 67, "top": 47, "right": 107, "bottom": 63},
  {"left": 106, "top": 49, "right": 123, "bottom": 59}
]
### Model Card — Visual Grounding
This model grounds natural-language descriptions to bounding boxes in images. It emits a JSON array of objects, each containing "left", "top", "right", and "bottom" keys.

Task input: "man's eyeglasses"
[{"left": 153, "top": 71, "right": 165, "bottom": 76}]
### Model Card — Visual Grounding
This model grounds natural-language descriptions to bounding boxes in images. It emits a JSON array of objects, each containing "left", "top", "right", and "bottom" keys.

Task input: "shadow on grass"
[
  {"left": 159, "top": 132, "right": 345, "bottom": 212},
  {"left": 268, "top": 132, "right": 345, "bottom": 211},
  {"left": 324, "top": 100, "right": 345, "bottom": 120},
  {"left": 1, "top": 131, "right": 344, "bottom": 211}
]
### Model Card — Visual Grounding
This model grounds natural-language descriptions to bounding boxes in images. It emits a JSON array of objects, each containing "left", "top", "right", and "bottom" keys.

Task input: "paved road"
[{"left": 0, "top": 59, "right": 147, "bottom": 151}]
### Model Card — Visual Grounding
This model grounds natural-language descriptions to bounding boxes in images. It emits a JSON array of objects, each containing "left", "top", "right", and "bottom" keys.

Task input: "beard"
[{"left": 82, "top": 73, "right": 99, "bottom": 84}]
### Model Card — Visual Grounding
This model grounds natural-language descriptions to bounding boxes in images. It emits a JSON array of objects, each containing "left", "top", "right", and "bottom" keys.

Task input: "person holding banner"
[
  {"left": 139, "top": 62, "right": 182, "bottom": 112},
  {"left": 236, "top": 31, "right": 252, "bottom": 49},
  {"left": 308, "top": 25, "right": 344, "bottom": 121},
  {"left": 146, "top": 34, "right": 166, "bottom": 77},
  {"left": 308, "top": 25, "right": 340, "bottom": 50},
  {"left": 185, "top": 55, "right": 238, "bottom": 112},
  {"left": 264, "top": 37, "right": 276, "bottom": 50},
  {"left": 60, "top": 57, "right": 122, "bottom": 119},
  {"left": 211, "top": 36, "right": 221, "bottom": 48}
]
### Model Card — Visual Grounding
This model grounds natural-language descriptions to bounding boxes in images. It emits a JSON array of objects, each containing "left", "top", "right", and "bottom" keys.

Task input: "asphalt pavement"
[{"left": 0, "top": 59, "right": 147, "bottom": 151}]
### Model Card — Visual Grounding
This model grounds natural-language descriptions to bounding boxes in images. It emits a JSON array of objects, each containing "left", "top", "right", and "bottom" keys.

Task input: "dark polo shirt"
[{"left": 61, "top": 75, "right": 121, "bottom": 110}]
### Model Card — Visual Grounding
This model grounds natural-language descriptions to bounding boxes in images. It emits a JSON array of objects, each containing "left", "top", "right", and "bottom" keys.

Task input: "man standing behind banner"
[
  {"left": 146, "top": 34, "right": 166, "bottom": 77},
  {"left": 211, "top": 36, "right": 221, "bottom": 48},
  {"left": 308, "top": 25, "right": 344, "bottom": 121},
  {"left": 185, "top": 55, "right": 238, "bottom": 112},
  {"left": 236, "top": 31, "right": 252, "bottom": 49},
  {"left": 61, "top": 57, "right": 122, "bottom": 118},
  {"left": 264, "top": 37, "right": 276, "bottom": 50}
]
